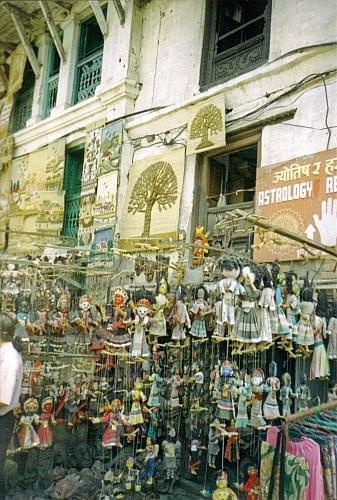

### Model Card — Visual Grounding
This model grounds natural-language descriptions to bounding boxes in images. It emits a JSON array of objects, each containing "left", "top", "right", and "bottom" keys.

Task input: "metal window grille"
[
  {"left": 74, "top": 50, "right": 103, "bottom": 104},
  {"left": 44, "top": 74, "right": 59, "bottom": 118},
  {"left": 62, "top": 194, "right": 81, "bottom": 238},
  {"left": 11, "top": 87, "right": 34, "bottom": 132}
]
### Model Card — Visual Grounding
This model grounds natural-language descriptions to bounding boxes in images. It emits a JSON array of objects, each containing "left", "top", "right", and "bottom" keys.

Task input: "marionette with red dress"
[
  {"left": 92, "top": 399, "right": 126, "bottom": 448},
  {"left": 106, "top": 288, "right": 131, "bottom": 348},
  {"left": 38, "top": 397, "right": 56, "bottom": 448}
]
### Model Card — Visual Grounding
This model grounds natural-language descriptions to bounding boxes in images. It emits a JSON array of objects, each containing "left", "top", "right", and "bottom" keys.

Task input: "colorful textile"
[
  {"left": 260, "top": 440, "right": 309, "bottom": 500},
  {"left": 267, "top": 427, "right": 325, "bottom": 500}
]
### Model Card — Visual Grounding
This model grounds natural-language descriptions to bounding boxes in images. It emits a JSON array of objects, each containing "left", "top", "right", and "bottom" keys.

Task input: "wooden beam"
[
  {"left": 38, "top": 0, "right": 66, "bottom": 62},
  {"left": 89, "top": 0, "right": 109, "bottom": 36},
  {"left": 0, "top": 64, "right": 8, "bottom": 86},
  {"left": 0, "top": 41, "right": 15, "bottom": 51},
  {"left": 0, "top": 1, "right": 32, "bottom": 23},
  {"left": 112, "top": 0, "right": 125, "bottom": 25},
  {"left": 49, "top": 0, "right": 71, "bottom": 15},
  {"left": 233, "top": 208, "right": 337, "bottom": 259},
  {"left": 7, "top": 11, "right": 40, "bottom": 78}
]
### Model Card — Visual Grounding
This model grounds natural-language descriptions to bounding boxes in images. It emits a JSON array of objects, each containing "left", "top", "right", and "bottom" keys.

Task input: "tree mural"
[
  {"left": 128, "top": 161, "right": 178, "bottom": 237},
  {"left": 190, "top": 103, "right": 223, "bottom": 150}
]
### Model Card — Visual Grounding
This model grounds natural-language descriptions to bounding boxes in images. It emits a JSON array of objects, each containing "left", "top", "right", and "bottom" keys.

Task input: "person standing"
[{"left": 0, "top": 313, "right": 23, "bottom": 500}]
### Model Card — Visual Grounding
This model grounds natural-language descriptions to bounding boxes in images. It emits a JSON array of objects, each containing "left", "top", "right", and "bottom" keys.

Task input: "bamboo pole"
[{"left": 233, "top": 208, "right": 337, "bottom": 259}]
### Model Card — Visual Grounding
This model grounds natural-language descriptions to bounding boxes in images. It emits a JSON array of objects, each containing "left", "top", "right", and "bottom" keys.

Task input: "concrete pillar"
[
  {"left": 51, "top": 13, "right": 80, "bottom": 116},
  {"left": 26, "top": 33, "right": 52, "bottom": 126}
]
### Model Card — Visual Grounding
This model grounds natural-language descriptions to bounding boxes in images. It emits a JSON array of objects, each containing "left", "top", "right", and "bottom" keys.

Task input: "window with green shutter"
[
  {"left": 11, "top": 59, "right": 35, "bottom": 132},
  {"left": 73, "top": 11, "right": 105, "bottom": 104},
  {"left": 62, "top": 145, "right": 84, "bottom": 238},
  {"left": 43, "top": 42, "right": 61, "bottom": 118}
]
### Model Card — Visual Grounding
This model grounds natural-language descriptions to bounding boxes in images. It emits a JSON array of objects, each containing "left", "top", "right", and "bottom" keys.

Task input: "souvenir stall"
[{"left": 0, "top": 236, "right": 336, "bottom": 500}]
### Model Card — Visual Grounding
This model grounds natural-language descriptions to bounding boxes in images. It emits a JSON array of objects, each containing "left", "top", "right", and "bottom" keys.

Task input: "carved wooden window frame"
[
  {"left": 200, "top": 0, "right": 272, "bottom": 90},
  {"left": 193, "top": 130, "right": 261, "bottom": 256}
]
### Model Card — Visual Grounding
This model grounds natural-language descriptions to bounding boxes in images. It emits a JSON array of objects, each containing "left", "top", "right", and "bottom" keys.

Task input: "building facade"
[{"left": 0, "top": 0, "right": 336, "bottom": 270}]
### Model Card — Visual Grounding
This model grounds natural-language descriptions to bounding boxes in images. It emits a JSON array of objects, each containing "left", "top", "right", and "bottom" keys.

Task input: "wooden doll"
[
  {"left": 250, "top": 369, "right": 266, "bottom": 428},
  {"left": 310, "top": 293, "right": 330, "bottom": 379},
  {"left": 327, "top": 302, "right": 337, "bottom": 359},
  {"left": 235, "top": 371, "right": 252, "bottom": 429},
  {"left": 280, "top": 372, "right": 296, "bottom": 416},
  {"left": 263, "top": 361, "right": 280, "bottom": 420},
  {"left": 208, "top": 419, "right": 224, "bottom": 468},
  {"left": 15, "top": 295, "right": 33, "bottom": 341},
  {"left": 190, "top": 285, "right": 209, "bottom": 340},
  {"left": 148, "top": 368, "right": 163, "bottom": 408},
  {"left": 130, "top": 292, "right": 154, "bottom": 357},
  {"left": 106, "top": 287, "right": 131, "bottom": 348},
  {"left": 212, "top": 471, "right": 238, "bottom": 500},
  {"left": 149, "top": 278, "right": 168, "bottom": 340},
  {"left": 162, "top": 428, "right": 181, "bottom": 489},
  {"left": 233, "top": 265, "right": 261, "bottom": 352},
  {"left": 170, "top": 286, "right": 191, "bottom": 344},
  {"left": 51, "top": 292, "right": 72, "bottom": 337},
  {"left": 140, "top": 437, "right": 159, "bottom": 485},
  {"left": 128, "top": 380, "right": 147, "bottom": 426},
  {"left": 257, "top": 265, "right": 275, "bottom": 346},
  {"left": 192, "top": 226, "right": 209, "bottom": 267},
  {"left": 71, "top": 294, "right": 99, "bottom": 343},
  {"left": 17, "top": 398, "right": 40, "bottom": 449},
  {"left": 38, "top": 397, "right": 56, "bottom": 448},
  {"left": 92, "top": 399, "right": 126, "bottom": 448},
  {"left": 296, "top": 287, "right": 315, "bottom": 354},
  {"left": 296, "top": 374, "right": 311, "bottom": 411},
  {"left": 213, "top": 257, "right": 241, "bottom": 337}
]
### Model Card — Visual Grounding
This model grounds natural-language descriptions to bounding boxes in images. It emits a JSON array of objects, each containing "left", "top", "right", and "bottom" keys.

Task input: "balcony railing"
[
  {"left": 11, "top": 87, "right": 34, "bottom": 132},
  {"left": 74, "top": 50, "right": 103, "bottom": 104},
  {"left": 44, "top": 74, "right": 59, "bottom": 118}
]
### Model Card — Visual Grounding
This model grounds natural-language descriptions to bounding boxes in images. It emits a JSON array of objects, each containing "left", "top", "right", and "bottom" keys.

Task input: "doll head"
[
  {"left": 158, "top": 277, "right": 168, "bottom": 295},
  {"left": 252, "top": 368, "right": 264, "bottom": 386},
  {"left": 218, "top": 256, "right": 240, "bottom": 279},
  {"left": 168, "top": 427, "right": 176, "bottom": 442},
  {"left": 282, "top": 372, "right": 291, "bottom": 386},
  {"left": 135, "top": 290, "right": 154, "bottom": 318},
  {"left": 112, "top": 288, "right": 128, "bottom": 309},
  {"left": 79, "top": 295, "right": 92, "bottom": 312},
  {"left": 24, "top": 397, "right": 39, "bottom": 414},
  {"left": 41, "top": 397, "right": 53, "bottom": 414},
  {"left": 57, "top": 293, "right": 70, "bottom": 313},
  {"left": 285, "top": 271, "right": 299, "bottom": 295},
  {"left": 216, "top": 471, "right": 228, "bottom": 489},
  {"left": 193, "top": 284, "right": 208, "bottom": 301}
]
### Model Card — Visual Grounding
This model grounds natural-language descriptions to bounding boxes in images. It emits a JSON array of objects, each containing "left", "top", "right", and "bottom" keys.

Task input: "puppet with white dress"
[
  {"left": 213, "top": 257, "right": 241, "bottom": 338},
  {"left": 131, "top": 291, "right": 154, "bottom": 357},
  {"left": 310, "top": 293, "right": 330, "bottom": 379},
  {"left": 149, "top": 278, "right": 168, "bottom": 340},
  {"left": 17, "top": 398, "right": 40, "bottom": 449},
  {"left": 327, "top": 302, "right": 337, "bottom": 359}
]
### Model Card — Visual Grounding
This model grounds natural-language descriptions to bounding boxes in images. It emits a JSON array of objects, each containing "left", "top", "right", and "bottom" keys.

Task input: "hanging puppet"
[
  {"left": 38, "top": 397, "right": 56, "bottom": 448},
  {"left": 263, "top": 361, "right": 280, "bottom": 420},
  {"left": 106, "top": 287, "right": 131, "bottom": 348},
  {"left": 213, "top": 257, "right": 241, "bottom": 338},
  {"left": 130, "top": 291, "right": 154, "bottom": 358},
  {"left": 279, "top": 372, "right": 296, "bottom": 416},
  {"left": 310, "top": 291, "right": 330, "bottom": 379},
  {"left": 17, "top": 398, "right": 40, "bottom": 450},
  {"left": 170, "top": 285, "right": 191, "bottom": 345},
  {"left": 149, "top": 277, "right": 169, "bottom": 340},
  {"left": 190, "top": 285, "right": 209, "bottom": 340}
]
